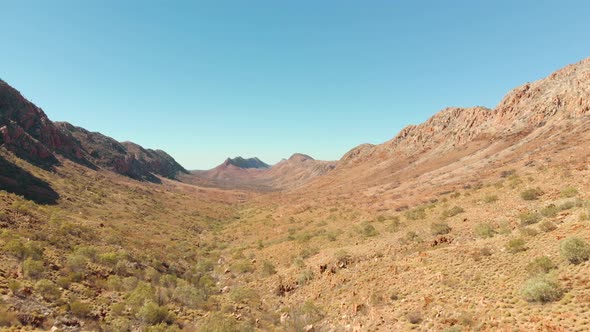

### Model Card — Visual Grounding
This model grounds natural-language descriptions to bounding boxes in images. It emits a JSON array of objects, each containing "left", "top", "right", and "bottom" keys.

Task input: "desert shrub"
[
  {"left": 230, "top": 259, "right": 255, "bottom": 274},
  {"left": 8, "top": 280, "right": 20, "bottom": 294},
  {"left": 199, "top": 312, "right": 253, "bottom": 332},
  {"left": 229, "top": 286, "right": 260, "bottom": 304},
  {"left": 521, "top": 275, "right": 563, "bottom": 302},
  {"left": 3, "top": 239, "right": 27, "bottom": 260},
  {"left": 35, "top": 279, "right": 61, "bottom": 301},
  {"left": 99, "top": 252, "right": 119, "bottom": 266},
  {"left": 106, "top": 275, "right": 123, "bottom": 291},
  {"left": 122, "top": 277, "right": 139, "bottom": 292},
  {"left": 519, "top": 227, "right": 539, "bottom": 237},
  {"left": 519, "top": 211, "right": 542, "bottom": 226},
  {"left": 70, "top": 300, "right": 93, "bottom": 318},
  {"left": 474, "top": 222, "right": 495, "bottom": 238},
  {"left": 74, "top": 245, "right": 98, "bottom": 261},
  {"left": 406, "top": 310, "right": 423, "bottom": 324},
  {"left": 431, "top": 222, "right": 452, "bottom": 235},
  {"left": 137, "top": 301, "right": 173, "bottom": 325},
  {"left": 288, "top": 300, "right": 325, "bottom": 328},
  {"left": 540, "top": 205, "right": 560, "bottom": 218},
  {"left": 104, "top": 317, "right": 131, "bottom": 331},
  {"left": 561, "top": 187, "right": 578, "bottom": 198},
  {"left": 405, "top": 207, "right": 426, "bottom": 221},
  {"left": 160, "top": 274, "right": 177, "bottom": 288},
  {"left": 539, "top": 220, "right": 557, "bottom": 232},
  {"left": 521, "top": 188, "right": 543, "bottom": 200},
  {"left": 172, "top": 282, "right": 207, "bottom": 309},
  {"left": 483, "top": 195, "right": 499, "bottom": 203},
  {"left": 23, "top": 258, "right": 44, "bottom": 279},
  {"left": 385, "top": 217, "right": 402, "bottom": 232},
  {"left": 442, "top": 206, "right": 464, "bottom": 218},
  {"left": 506, "top": 238, "right": 527, "bottom": 253},
  {"left": 298, "top": 269, "right": 314, "bottom": 285},
  {"left": 261, "top": 260, "right": 276, "bottom": 276},
  {"left": 560, "top": 237, "right": 590, "bottom": 264},
  {"left": 127, "top": 282, "right": 156, "bottom": 308},
  {"left": 559, "top": 200, "right": 577, "bottom": 211},
  {"left": 299, "top": 247, "right": 319, "bottom": 259},
  {"left": 66, "top": 254, "right": 87, "bottom": 273},
  {"left": 526, "top": 256, "right": 556, "bottom": 276},
  {"left": 360, "top": 222, "right": 378, "bottom": 237},
  {"left": 0, "top": 307, "right": 18, "bottom": 327},
  {"left": 402, "top": 231, "right": 421, "bottom": 244},
  {"left": 3, "top": 239, "right": 43, "bottom": 260},
  {"left": 56, "top": 276, "right": 72, "bottom": 289}
]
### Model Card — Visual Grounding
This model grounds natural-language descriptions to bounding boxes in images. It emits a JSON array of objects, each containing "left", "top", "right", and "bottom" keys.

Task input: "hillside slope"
[{"left": 0, "top": 80, "right": 188, "bottom": 183}]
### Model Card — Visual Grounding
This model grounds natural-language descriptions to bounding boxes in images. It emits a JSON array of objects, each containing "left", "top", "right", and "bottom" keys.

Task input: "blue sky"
[{"left": 2, "top": 1, "right": 590, "bottom": 169}]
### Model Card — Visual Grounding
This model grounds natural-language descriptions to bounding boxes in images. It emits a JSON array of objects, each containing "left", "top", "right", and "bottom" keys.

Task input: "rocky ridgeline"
[
  {"left": 0, "top": 80, "right": 187, "bottom": 182},
  {"left": 343, "top": 57, "right": 590, "bottom": 163}
]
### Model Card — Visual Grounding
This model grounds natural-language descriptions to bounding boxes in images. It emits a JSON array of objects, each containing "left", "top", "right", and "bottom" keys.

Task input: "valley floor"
[{"left": 1, "top": 148, "right": 590, "bottom": 332}]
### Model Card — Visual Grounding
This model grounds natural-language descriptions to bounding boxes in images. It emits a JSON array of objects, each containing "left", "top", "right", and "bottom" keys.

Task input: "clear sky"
[{"left": 2, "top": 1, "right": 590, "bottom": 169}]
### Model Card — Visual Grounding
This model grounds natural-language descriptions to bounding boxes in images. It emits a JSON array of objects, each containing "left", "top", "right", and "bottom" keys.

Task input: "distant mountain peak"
[
  {"left": 288, "top": 153, "right": 314, "bottom": 162},
  {"left": 222, "top": 156, "right": 269, "bottom": 169}
]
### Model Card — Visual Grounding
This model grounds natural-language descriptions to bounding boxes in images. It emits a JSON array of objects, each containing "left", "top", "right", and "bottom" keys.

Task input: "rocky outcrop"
[
  {"left": 222, "top": 157, "right": 270, "bottom": 169},
  {"left": 0, "top": 80, "right": 188, "bottom": 182}
]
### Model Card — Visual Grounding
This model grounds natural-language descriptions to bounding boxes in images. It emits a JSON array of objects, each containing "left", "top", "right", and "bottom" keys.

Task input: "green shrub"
[
  {"left": 137, "top": 301, "right": 173, "bottom": 325},
  {"left": 506, "top": 238, "right": 527, "bottom": 253},
  {"left": 539, "top": 220, "right": 557, "bottom": 232},
  {"left": 127, "top": 282, "right": 156, "bottom": 307},
  {"left": 540, "top": 205, "right": 559, "bottom": 218},
  {"left": 360, "top": 222, "right": 379, "bottom": 237},
  {"left": 474, "top": 223, "right": 496, "bottom": 238},
  {"left": 172, "top": 283, "right": 207, "bottom": 309},
  {"left": 66, "top": 254, "right": 87, "bottom": 273},
  {"left": 560, "top": 237, "right": 590, "bottom": 264},
  {"left": 526, "top": 256, "right": 556, "bottom": 276},
  {"left": 441, "top": 206, "right": 464, "bottom": 218},
  {"left": 519, "top": 211, "right": 542, "bottom": 226},
  {"left": 99, "top": 252, "right": 119, "bottom": 266},
  {"left": 521, "top": 275, "right": 563, "bottom": 302},
  {"left": 23, "top": 258, "right": 44, "bottom": 279},
  {"left": 521, "top": 188, "right": 543, "bottom": 200},
  {"left": 3, "top": 239, "right": 43, "bottom": 261},
  {"left": 431, "top": 222, "right": 452, "bottom": 235},
  {"left": 35, "top": 279, "right": 61, "bottom": 301},
  {"left": 561, "top": 187, "right": 578, "bottom": 198},
  {"left": 519, "top": 227, "right": 539, "bottom": 237},
  {"left": 199, "top": 312, "right": 253, "bottom": 332},
  {"left": 230, "top": 259, "right": 255, "bottom": 274},
  {"left": 229, "top": 286, "right": 260, "bottom": 304},
  {"left": 405, "top": 208, "right": 426, "bottom": 221},
  {"left": 70, "top": 300, "right": 93, "bottom": 318},
  {"left": 261, "top": 260, "right": 276, "bottom": 276}
]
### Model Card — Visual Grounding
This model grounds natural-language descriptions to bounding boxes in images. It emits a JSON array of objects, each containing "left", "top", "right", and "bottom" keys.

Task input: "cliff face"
[{"left": 0, "top": 80, "right": 187, "bottom": 182}]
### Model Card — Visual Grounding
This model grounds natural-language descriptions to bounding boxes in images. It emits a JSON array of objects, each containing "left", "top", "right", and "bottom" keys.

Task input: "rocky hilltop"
[
  {"left": 0, "top": 80, "right": 187, "bottom": 182},
  {"left": 222, "top": 156, "right": 269, "bottom": 169}
]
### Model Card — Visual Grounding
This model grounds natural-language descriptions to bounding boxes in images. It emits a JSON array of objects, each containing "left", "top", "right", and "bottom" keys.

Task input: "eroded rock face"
[
  {"left": 0, "top": 80, "right": 187, "bottom": 182},
  {"left": 343, "top": 57, "right": 590, "bottom": 163},
  {"left": 0, "top": 80, "right": 84, "bottom": 168}
]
